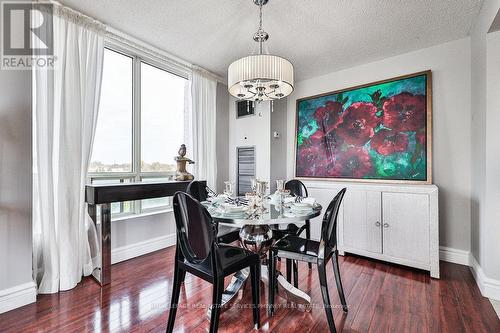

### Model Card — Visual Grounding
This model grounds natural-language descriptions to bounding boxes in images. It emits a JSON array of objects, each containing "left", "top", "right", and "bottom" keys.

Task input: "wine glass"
[
  {"left": 224, "top": 181, "right": 234, "bottom": 198},
  {"left": 250, "top": 178, "right": 257, "bottom": 194},
  {"left": 276, "top": 179, "right": 285, "bottom": 192}
]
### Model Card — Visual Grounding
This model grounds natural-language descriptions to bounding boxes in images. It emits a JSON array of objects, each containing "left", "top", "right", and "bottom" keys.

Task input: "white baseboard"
[
  {"left": 438, "top": 246, "right": 500, "bottom": 300},
  {"left": 490, "top": 299, "right": 500, "bottom": 318},
  {"left": 439, "top": 246, "right": 470, "bottom": 266},
  {"left": 0, "top": 282, "right": 37, "bottom": 314},
  {"left": 112, "top": 234, "right": 176, "bottom": 264},
  {"left": 469, "top": 255, "right": 500, "bottom": 301}
]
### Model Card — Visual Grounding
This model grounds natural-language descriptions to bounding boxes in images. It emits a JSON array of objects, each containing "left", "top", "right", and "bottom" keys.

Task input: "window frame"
[{"left": 88, "top": 39, "right": 189, "bottom": 217}]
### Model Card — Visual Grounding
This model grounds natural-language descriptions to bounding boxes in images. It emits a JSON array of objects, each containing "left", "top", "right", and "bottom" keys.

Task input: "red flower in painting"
[
  {"left": 336, "top": 102, "right": 379, "bottom": 146},
  {"left": 296, "top": 145, "right": 331, "bottom": 176},
  {"left": 416, "top": 130, "right": 426, "bottom": 145},
  {"left": 370, "top": 129, "right": 409, "bottom": 155},
  {"left": 331, "top": 147, "right": 373, "bottom": 178},
  {"left": 308, "top": 128, "right": 343, "bottom": 153},
  {"left": 309, "top": 129, "right": 326, "bottom": 144},
  {"left": 382, "top": 93, "right": 425, "bottom": 132},
  {"left": 314, "top": 101, "right": 343, "bottom": 133}
]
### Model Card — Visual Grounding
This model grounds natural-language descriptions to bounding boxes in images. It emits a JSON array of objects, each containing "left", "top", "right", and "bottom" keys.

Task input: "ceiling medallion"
[{"left": 227, "top": 0, "right": 294, "bottom": 112}]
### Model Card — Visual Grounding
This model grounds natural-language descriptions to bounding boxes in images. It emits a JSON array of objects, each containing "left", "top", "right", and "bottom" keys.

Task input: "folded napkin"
[
  {"left": 284, "top": 197, "right": 316, "bottom": 205},
  {"left": 225, "top": 197, "right": 249, "bottom": 206}
]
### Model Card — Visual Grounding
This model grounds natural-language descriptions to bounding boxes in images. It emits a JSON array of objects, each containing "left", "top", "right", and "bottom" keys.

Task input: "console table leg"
[
  {"left": 100, "top": 203, "right": 112, "bottom": 285},
  {"left": 89, "top": 203, "right": 112, "bottom": 286}
]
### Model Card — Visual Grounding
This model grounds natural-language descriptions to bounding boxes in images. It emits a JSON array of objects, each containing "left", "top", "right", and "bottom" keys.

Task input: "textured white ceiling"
[{"left": 59, "top": 0, "right": 483, "bottom": 81}]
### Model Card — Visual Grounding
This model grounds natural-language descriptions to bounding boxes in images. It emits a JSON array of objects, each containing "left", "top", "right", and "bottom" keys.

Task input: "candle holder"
[{"left": 245, "top": 178, "right": 269, "bottom": 217}]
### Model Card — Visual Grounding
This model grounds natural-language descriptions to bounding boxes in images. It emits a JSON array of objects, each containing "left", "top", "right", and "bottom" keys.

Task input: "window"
[
  {"left": 89, "top": 47, "right": 188, "bottom": 217},
  {"left": 89, "top": 49, "right": 133, "bottom": 173},
  {"left": 140, "top": 62, "right": 185, "bottom": 173}
]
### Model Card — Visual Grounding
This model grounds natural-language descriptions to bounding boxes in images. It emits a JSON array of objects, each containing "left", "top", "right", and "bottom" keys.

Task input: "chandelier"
[{"left": 227, "top": 0, "right": 294, "bottom": 109}]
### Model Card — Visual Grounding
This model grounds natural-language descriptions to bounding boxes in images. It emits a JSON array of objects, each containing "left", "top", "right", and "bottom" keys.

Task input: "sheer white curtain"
[
  {"left": 33, "top": 5, "right": 105, "bottom": 293},
  {"left": 185, "top": 69, "right": 218, "bottom": 189}
]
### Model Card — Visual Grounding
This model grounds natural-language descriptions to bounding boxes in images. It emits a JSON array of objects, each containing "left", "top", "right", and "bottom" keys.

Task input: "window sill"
[{"left": 112, "top": 208, "right": 174, "bottom": 222}]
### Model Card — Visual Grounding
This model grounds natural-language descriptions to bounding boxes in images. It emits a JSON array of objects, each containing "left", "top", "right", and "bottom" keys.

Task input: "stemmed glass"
[
  {"left": 275, "top": 179, "right": 289, "bottom": 211},
  {"left": 223, "top": 181, "right": 234, "bottom": 198},
  {"left": 251, "top": 178, "right": 257, "bottom": 194},
  {"left": 276, "top": 179, "right": 285, "bottom": 193}
]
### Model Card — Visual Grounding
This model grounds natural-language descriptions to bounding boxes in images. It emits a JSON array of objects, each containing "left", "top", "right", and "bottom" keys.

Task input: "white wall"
[
  {"left": 216, "top": 83, "right": 230, "bottom": 193},
  {"left": 470, "top": 0, "right": 500, "bottom": 298},
  {"left": 270, "top": 99, "right": 288, "bottom": 192},
  {"left": 227, "top": 98, "right": 288, "bottom": 193},
  {"left": 484, "top": 30, "right": 500, "bottom": 281},
  {"left": 286, "top": 38, "right": 472, "bottom": 252},
  {"left": 228, "top": 99, "right": 271, "bottom": 186},
  {"left": 0, "top": 0, "right": 36, "bottom": 311},
  {"left": 111, "top": 212, "right": 176, "bottom": 264}
]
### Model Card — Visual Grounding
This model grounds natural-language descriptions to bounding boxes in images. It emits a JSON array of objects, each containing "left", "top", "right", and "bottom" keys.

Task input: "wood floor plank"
[
  {"left": 350, "top": 262, "right": 389, "bottom": 332},
  {"left": 0, "top": 247, "right": 499, "bottom": 333}
]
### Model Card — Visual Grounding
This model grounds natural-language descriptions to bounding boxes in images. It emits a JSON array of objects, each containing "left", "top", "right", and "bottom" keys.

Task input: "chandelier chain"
[{"left": 259, "top": 2, "right": 263, "bottom": 54}]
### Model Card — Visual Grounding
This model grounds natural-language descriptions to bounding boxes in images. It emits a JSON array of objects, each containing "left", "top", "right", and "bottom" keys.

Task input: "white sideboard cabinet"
[{"left": 304, "top": 181, "right": 439, "bottom": 278}]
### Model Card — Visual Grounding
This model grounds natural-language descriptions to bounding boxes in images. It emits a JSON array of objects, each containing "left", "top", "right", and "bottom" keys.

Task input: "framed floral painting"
[{"left": 295, "top": 71, "right": 432, "bottom": 183}]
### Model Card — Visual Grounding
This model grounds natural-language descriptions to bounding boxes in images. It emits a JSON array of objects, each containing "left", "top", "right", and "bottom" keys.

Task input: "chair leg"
[
  {"left": 286, "top": 258, "right": 292, "bottom": 283},
  {"left": 318, "top": 260, "right": 337, "bottom": 333},
  {"left": 306, "top": 220, "right": 312, "bottom": 270},
  {"left": 332, "top": 250, "right": 348, "bottom": 312},
  {"left": 166, "top": 265, "right": 184, "bottom": 333},
  {"left": 268, "top": 251, "right": 277, "bottom": 316},
  {"left": 179, "top": 269, "right": 186, "bottom": 284},
  {"left": 209, "top": 277, "right": 224, "bottom": 333},
  {"left": 293, "top": 260, "right": 298, "bottom": 288},
  {"left": 250, "top": 263, "right": 261, "bottom": 328}
]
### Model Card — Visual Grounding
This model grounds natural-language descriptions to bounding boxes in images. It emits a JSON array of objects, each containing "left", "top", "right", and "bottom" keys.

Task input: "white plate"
[
  {"left": 220, "top": 213, "right": 246, "bottom": 218},
  {"left": 208, "top": 196, "right": 227, "bottom": 204},
  {"left": 220, "top": 204, "right": 247, "bottom": 213},
  {"left": 289, "top": 208, "right": 312, "bottom": 216},
  {"left": 291, "top": 206, "right": 312, "bottom": 212},
  {"left": 292, "top": 202, "right": 312, "bottom": 208}
]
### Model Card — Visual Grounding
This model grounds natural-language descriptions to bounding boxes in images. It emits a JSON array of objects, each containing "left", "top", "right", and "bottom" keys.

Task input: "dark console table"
[{"left": 85, "top": 180, "right": 194, "bottom": 286}]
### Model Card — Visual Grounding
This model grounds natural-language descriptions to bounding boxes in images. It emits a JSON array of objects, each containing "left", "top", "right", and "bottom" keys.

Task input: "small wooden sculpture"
[{"left": 175, "top": 144, "right": 195, "bottom": 181}]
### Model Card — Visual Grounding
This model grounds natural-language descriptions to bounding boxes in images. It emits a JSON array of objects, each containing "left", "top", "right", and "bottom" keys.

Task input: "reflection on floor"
[{"left": 0, "top": 246, "right": 499, "bottom": 332}]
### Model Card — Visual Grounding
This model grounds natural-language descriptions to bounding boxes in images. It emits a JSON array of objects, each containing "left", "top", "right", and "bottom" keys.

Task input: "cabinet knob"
[
  {"left": 375, "top": 221, "right": 381, "bottom": 227},
  {"left": 383, "top": 223, "right": 390, "bottom": 228}
]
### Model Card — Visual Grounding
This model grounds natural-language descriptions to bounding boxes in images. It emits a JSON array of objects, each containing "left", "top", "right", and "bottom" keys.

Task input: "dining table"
[{"left": 203, "top": 196, "right": 322, "bottom": 314}]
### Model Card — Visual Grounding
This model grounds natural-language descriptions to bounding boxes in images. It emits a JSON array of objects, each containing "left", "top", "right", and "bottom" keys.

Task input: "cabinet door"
[
  {"left": 343, "top": 190, "right": 382, "bottom": 254},
  {"left": 307, "top": 187, "right": 344, "bottom": 241},
  {"left": 382, "top": 192, "right": 430, "bottom": 264}
]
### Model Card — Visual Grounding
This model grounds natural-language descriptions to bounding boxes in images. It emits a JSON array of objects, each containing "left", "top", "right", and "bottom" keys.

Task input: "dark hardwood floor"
[{"left": 1, "top": 246, "right": 499, "bottom": 333}]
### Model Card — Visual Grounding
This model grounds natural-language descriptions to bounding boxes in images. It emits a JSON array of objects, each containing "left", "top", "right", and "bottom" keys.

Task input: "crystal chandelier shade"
[{"left": 227, "top": 0, "right": 294, "bottom": 103}]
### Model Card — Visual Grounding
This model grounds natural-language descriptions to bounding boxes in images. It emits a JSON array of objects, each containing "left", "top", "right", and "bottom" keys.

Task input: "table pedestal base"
[{"left": 206, "top": 264, "right": 311, "bottom": 317}]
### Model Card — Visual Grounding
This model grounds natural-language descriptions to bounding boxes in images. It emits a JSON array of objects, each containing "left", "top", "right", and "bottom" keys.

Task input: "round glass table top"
[{"left": 205, "top": 200, "right": 322, "bottom": 227}]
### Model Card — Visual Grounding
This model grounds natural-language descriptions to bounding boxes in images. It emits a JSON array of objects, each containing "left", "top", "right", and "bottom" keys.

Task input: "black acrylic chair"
[
  {"left": 272, "top": 179, "right": 312, "bottom": 286},
  {"left": 186, "top": 180, "right": 240, "bottom": 244},
  {"left": 268, "top": 188, "right": 348, "bottom": 333},
  {"left": 166, "top": 192, "right": 261, "bottom": 333}
]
